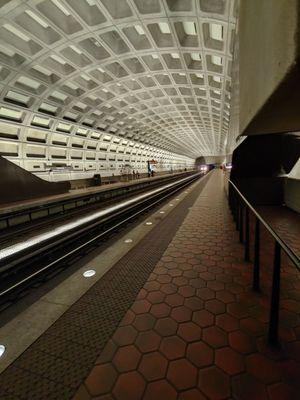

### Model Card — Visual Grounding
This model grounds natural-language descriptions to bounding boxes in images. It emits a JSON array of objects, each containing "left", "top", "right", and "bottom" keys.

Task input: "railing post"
[
  {"left": 244, "top": 207, "right": 250, "bottom": 261},
  {"left": 231, "top": 189, "right": 236, "bottom": 220},
  {"left": 253, "top": 217, "right": 260, "bottom": 292},
  {"left": 229, "top": 187, "right": 233, "bottom": 211},
  {"left": 239, "top": 203, "right": 244, "bottom": 243},
  {"left": 235, "top": 195, "right": 240, "bottom": 231},
  {"left": 268, "top": 242, "right": 281, "bottom": 346}
]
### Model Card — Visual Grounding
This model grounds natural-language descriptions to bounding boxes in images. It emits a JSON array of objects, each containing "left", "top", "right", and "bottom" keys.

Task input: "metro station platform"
[
  {"left": 0, "top": 171, "right": 187, "bottom": 216},
  {"left": 0, "top": 170, "right": 299, "bottom": 400}
]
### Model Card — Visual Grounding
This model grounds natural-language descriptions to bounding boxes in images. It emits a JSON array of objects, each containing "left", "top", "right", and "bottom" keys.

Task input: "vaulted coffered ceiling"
[{"left": 0, "top": 0, "right": 237, "bottom": 159}]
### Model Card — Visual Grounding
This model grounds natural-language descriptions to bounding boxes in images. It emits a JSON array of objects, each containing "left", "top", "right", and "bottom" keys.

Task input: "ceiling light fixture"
[
  {"left": 158, "top": 22, "right": 171, "bottom": 34},
  {"left": 134, "top": 25, "right": 145, "bottom": 35},
  {"left": 183, "top": 21, "right": 197, "bottom": 36}
]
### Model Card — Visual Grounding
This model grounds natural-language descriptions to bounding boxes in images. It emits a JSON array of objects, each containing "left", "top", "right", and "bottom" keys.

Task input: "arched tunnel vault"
[{"left": 0, "top": 0, "right": 236, "bottom": 181}]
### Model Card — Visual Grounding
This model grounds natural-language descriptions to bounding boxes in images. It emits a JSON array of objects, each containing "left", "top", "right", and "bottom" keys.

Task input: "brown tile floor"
[{"left": 74, "top": 170, "right": 300, "bottom": 400}]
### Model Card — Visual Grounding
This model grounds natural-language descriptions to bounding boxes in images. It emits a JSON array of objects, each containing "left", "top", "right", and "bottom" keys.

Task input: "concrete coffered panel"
[{"left": 0, "top": 0, "right": 237, "bottom": 178}]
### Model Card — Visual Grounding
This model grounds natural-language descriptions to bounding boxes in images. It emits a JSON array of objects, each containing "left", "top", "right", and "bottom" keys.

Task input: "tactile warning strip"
[{"left": 0, "top": 175, "right": 211, "bottom": 399}]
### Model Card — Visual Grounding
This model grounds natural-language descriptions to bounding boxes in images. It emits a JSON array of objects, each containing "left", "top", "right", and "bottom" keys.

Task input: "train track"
[
  {"left": 0, "top": 171, "right": 194, "bottom": 247},
  {"left": 0, "top": 172, "right": 202, "bottom": 310}
]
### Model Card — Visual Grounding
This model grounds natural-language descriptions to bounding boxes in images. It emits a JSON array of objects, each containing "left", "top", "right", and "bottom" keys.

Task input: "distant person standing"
[{"left": 132, "top": 170, "right": 136, "bottom": 180}]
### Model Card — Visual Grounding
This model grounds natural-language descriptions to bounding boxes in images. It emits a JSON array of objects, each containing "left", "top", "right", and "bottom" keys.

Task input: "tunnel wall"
[{"left": 0, "top": 156, "right": 70, "bottom": 205}]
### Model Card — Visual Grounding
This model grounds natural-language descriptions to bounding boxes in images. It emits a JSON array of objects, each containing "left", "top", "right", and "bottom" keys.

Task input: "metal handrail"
[
  {"left": 228, "top": 179, "right": 300, "bottom": 347},
  {"left": 228, "top": 180, "right": 300, "bottom": 269}
]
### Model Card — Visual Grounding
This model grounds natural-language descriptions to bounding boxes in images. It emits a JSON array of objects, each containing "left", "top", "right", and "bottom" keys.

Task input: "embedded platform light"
[
  {"left": 169, "top": 203, "right": 173, "bottom": 206},
  {"left": 124, "top": 238, "right": 133, "bottom": 243},
  {"left": 83, "top": 270, "right": 96, "bottom": 278},
  {"left": 159, "top": 211, "right": 165, "bottom": 214},
  {"left": 145, "top": 221, "right": 153, "bottom": 225},
  {"left": 0, "top": 345, "right": 6, "bottom": 357}
]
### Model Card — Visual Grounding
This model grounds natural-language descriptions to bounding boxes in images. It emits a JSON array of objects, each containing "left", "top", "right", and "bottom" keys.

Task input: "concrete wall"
[
  {"left": 285, "top": 179, "right": 300, "bottom": 213},
  {"left": 239, "top": 0, "right": 298, "bottom": 135},
  {"left": 227, "top": 0, "right": 300, "bottom": 146},
  {"left": 284, "top": 157, "right": 300, "bottom": 212}
]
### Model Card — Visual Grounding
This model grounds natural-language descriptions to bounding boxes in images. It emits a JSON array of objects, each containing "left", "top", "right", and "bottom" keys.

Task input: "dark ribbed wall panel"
[{"left": 0, "top": 156, "right": 69, "bottom": 205}]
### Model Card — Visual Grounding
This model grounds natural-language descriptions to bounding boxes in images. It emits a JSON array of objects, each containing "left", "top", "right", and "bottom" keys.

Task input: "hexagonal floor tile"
[
  {"left": 192, "top": 309, "right": 214, "bottom": 327},
  {"left": 202, "top": 326, "right": 228, "bottom": 348},
  {"left": 178, "top": 322, "right": 202, "bottom": 342},
  {"left": 160, "top": 335, "right": 186, "bottom": 360},
  {"left": 133, "top": 313, "right": 156, "bottom": 332},
  {"left": 113, "top": 345, "right": 141, "bottom": 373},
  {"left": 113, "top": 326, "right": 138, "bottom": 347},
  {"left": 229, "top": 331, "right": 257, "bottom": 354},
  {"left": 232, "top": 373, "right": 268, "bottom": 400},
  {"left": 178, "top": 388, "right": 207, "bottom": 400},
  {"left": 216, "top": 314, "right": 239, "bottom": 332},
  {"left": 198, "top": 366, "right": 230, "bottom": 400},
  {"left": 184, "top": 297, "right": 204, "bottom": 311},
  {"left": 143, "top": 380, "right": 177, "bottom": 400},
  {"left": 135, "top": 330, "right": 161, "bottom": 353},
  {"left": 131, "top": 300, "right": 151, "bottom": 315},
  {"left": 150, "top": 302, "right": 171, "bottom": 318},
  {"left": 215, "top": 346, "right": 245, "bottom": 375},
  {"left": 167, "top": 359, "right": 198, "bottom": 390},
  {"left": 171, "top": 306, "right": 192, "bottom": 323},
  {"left": 155, "top": 317, "right": 178, "bottom": 336},
  {"left": 85, "top": 364, "right": 118, "bottom": 396},
  {"left": 246, "top": 353, "right": 281, "bottom": 383},
  {"left": 113, "top": 371, "right": 145, "bottom": 400},
  {"left": 138, "top": 352, "right": 168, "bottom": 381},
  {"left": 186, "top": 342, "right": 214, "bottom": 368}
]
